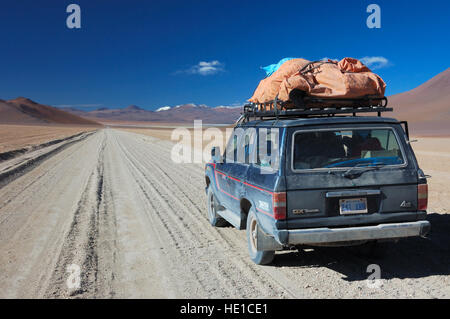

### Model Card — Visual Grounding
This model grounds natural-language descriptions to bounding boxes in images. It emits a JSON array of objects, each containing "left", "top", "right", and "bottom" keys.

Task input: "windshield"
[{"left": 292, "top": 128, "right": 405, "bottom": 170}]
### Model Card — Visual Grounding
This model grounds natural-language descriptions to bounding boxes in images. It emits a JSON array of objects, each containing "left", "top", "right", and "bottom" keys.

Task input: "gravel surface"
[{"left": 0, "top": 129, "right": 448, "bottom": 298}]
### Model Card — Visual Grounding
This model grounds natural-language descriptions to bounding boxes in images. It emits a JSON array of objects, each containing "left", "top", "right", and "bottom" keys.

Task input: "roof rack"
[{"left": 241, "top": 96, "right": 391, "bottom": 122}]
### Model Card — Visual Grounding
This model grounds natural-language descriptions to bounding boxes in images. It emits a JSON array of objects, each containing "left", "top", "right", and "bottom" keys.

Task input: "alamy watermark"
[
  {"left": 66, "top": 263, "right": 81, "bottom": 290},
  {"left": 66, "top": 4, "right": 81, "bottom": 29},
  {"left": 366, "top": 263, "right": 382, "bottom": 288},
  {"left": 170, "top": 120, "right": 280, "bottom": 174},
  {"left": 366, "top": 4, "right": 381, "bottom": 29}
]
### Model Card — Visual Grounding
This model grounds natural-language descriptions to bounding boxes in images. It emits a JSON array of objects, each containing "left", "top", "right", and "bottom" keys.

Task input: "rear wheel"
[
  {"left": 207, "top": 187, "right": 228, "bottom": 227},
  {"left": 246, "top": 210, "right": 275, "bottom": 265}
]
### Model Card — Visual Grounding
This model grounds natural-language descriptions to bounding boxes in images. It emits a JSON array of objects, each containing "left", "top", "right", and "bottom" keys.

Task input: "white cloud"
[
  {"left": 176, "top": 60, "right": 225, "bottom": 76},
  {"left": 360, "top": 56, "right": 390, "bottom": 70},
  {"left": 155, "top": 106, "right": 171, "bottom": 112}
]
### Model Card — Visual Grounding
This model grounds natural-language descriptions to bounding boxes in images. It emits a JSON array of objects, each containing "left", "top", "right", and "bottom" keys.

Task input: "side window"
[
  {"left": 255, "top": 128, "right": 279, "bottom": 170},
  {"left": 224, "top": 127, "right": 255, "bottom": 164},
  {"left": 225, "top": 134, "right": 237, "bottom": 157},
  {"left": 244, "top": 128, "right": 257, "bottom": 165},
  {"left": 224, "top": 129, "right": 239, "bottom": 163},
  {"left": 244, "top": 134, "right": 250, "bottom": 164}
]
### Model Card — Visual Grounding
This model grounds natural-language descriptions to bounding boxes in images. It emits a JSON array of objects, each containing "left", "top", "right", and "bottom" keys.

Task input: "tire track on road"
[
  {"left": 113, "top": 130, "right": 294, "bottom": 298},
  {"left": 45, "top": 132, "right": 106, "bottom": 298}
]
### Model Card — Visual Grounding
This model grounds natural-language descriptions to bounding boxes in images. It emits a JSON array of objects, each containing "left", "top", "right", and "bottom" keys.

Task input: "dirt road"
[{"left": 0, "top": 129, "right": 448, "bottom": 298}]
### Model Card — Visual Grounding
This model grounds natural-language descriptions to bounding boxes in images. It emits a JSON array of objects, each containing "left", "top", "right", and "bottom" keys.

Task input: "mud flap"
[{"left": 256, "top": 226, "right": 283, "bottom": 251}]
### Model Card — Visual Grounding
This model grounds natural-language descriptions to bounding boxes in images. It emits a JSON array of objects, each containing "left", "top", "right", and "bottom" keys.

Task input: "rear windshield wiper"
[{"left": 342, "top": 163, "right": 386, "bottom": 179}]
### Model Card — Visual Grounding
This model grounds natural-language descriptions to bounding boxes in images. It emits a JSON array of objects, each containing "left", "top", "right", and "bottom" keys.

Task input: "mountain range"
[
  {"left": 63, "top": 103, "right": 243, "bottom": 124},
  {"left": 0, "top": 68, "right": 449, "bottom": 133}
]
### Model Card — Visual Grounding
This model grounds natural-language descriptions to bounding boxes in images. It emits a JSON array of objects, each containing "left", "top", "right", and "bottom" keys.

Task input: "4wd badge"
[{"left": 400, "top": 201, "right": 412, "bottom": 208}]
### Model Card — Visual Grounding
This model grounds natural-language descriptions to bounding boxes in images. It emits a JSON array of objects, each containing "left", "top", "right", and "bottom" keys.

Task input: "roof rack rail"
[{"left": 242, "top": 96, "right": 391, "bottom": 122}]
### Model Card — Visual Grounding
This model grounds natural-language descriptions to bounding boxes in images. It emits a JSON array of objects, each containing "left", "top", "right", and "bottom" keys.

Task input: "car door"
[
  {"left": 214, "top": 134, "right": 235, "bottom": 209},
  {"left": 214, "top": 128, "right": 245, "bottom": 209},
  {"left": 226, "top": 127, "right": 257, "bottom": 213},
  {"left": 215, "top": 127, "right": 255, "bottom": 214}
]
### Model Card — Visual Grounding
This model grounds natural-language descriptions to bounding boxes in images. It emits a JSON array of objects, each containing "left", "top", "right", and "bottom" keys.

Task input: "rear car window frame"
[{"left": 290, "top": 126, "right": 408, "bottom": 173}]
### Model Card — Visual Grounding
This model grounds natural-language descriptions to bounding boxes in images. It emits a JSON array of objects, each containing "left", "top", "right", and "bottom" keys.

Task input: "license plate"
[{"left": 340, "top": 198, "right": 368, "bottom": 215}]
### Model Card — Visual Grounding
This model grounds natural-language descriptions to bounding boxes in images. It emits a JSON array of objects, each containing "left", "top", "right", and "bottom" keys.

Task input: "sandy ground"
[
  {"left": 120, "top": 126, "right": 233, "bottom": 161},
  {"left": 411, "top": 137, "right": 450, "bottom": 214},
  {"left": 0, "top": 129, "right": 448, "bottom": 298},
  {"left": 0, "top": 124, "right": 97, "bottom": 153}
]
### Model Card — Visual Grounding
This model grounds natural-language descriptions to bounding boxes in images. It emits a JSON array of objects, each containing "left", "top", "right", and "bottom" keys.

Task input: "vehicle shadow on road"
[{"left": 272, "top": 213, "right": 450, "bottom": 282}]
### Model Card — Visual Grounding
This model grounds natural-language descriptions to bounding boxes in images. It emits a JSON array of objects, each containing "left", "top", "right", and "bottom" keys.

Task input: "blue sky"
[{"left": 0, "top": 0, "right": 449, "bottom": 110}]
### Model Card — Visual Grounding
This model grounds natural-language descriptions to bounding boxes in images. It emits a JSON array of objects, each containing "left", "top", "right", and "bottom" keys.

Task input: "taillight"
[
  {"left": 418, "top": 184, "right": 428, "bottom": 211},
  {"left": 273, "top": 192, "right": 286, "bottom": 220}
]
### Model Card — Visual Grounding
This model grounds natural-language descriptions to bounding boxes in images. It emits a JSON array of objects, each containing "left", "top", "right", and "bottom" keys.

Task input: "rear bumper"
[{"left": 285, "top": 220, "right": 430, "bottom": 245}]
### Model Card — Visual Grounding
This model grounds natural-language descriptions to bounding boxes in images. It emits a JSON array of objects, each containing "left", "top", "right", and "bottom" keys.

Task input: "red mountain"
[
  {"left": 0, "top": 97, "right": 100, "bottom": 126},
  {"left": 390, "top": 68, "right": 450, "bottom": 136}
]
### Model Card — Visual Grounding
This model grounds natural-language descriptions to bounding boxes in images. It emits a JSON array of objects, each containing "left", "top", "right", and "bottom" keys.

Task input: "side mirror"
[{"left": 211, "top": 146, "right": 222, "bottom": 163}]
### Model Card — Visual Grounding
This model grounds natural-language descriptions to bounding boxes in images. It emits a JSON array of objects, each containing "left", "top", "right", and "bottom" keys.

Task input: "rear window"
[{"left": 292, "top": 128, "right": 405, "bottom": 170}]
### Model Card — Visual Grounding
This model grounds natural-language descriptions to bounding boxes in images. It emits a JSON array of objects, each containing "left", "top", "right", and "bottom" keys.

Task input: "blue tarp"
[{"left": 261, "top": 57, "right": 297, "bottom": 76}]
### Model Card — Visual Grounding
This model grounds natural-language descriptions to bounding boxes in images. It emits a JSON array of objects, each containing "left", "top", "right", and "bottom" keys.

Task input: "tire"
[
  {"left": 207, "top": 187, "right": 228, "bottom": 227},
  {"left": 246, "top": 209, "right": 275, "bottom": 265}
]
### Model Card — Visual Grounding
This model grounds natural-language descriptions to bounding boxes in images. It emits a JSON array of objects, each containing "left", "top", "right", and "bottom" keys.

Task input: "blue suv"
[{"left": 205, "top": 103, "right": 430, "bottom": 265}]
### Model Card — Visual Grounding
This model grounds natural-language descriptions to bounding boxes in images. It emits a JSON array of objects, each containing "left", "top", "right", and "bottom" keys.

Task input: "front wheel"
[
  {"left": 207, "top": 187, "right": 228, "bottom": 227},
  {"left": 246, "top": 210, "right": 275, "bottom": 265}
]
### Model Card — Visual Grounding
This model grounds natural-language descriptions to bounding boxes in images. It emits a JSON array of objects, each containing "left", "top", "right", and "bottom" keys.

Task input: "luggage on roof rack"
[
  {"left": 240, "top": 57, "right": 391, "bottom": 123},
  {"left": 241, "top": 96, "right": 391, "bottom": 122},
  {"left": 248, "top": 57, "right": 387, "bottom": 108}
]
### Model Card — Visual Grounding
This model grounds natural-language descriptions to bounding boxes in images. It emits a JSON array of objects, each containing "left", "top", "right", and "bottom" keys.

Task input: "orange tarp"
[{"left": 249, "top": 58, "right": 386, "bottom": 104}]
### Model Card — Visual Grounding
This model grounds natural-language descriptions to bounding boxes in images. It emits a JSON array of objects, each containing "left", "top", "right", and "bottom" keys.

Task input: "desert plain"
[
  {"left": 0, "top": 124, "right": 98, "bottom": 153},
  {"left": 0, "top": 123, "right": 448, "bottom": 299}
]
